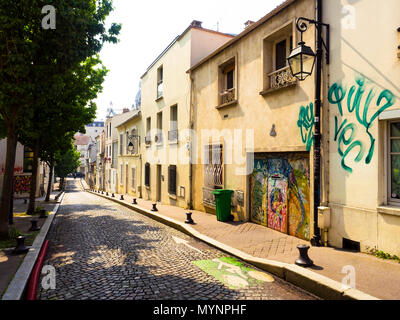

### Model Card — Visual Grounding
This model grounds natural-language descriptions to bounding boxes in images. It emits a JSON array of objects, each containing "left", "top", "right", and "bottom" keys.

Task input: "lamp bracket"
[{"left": 295, "top": 17, "right": 330, "bottom": 65}]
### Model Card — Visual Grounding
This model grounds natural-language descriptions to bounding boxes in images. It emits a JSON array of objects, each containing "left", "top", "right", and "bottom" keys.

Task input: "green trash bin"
[{"left": 212, "top": 189, "right": 234, "bottom": 222}]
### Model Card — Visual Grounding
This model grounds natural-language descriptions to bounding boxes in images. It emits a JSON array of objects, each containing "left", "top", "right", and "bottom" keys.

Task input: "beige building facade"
[
  {"left": 324, "top": 0, "right": 400, "bottom": 255},
  {"left": 189, "top": 0, "right": 317, "bottom": 241},
  {"left": 116, "top": 110, "right": 143, "bottom": 197},
  {"left": 140, "top": 20, "right": 234, "bottom": 209}
]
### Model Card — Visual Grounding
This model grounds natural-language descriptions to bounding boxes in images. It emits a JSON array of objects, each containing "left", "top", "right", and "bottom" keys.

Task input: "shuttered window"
[
  {"left": 145, "top": 163, "right": 150, "bottom": 187},
  {"left": 168, "top": 165, "right": 177, "bottom": 195}
]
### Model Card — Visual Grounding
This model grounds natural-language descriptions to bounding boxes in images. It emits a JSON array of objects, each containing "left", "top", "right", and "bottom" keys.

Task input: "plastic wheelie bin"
[{"left": 212, "top": 189, "right": 234, "bottom": 222}]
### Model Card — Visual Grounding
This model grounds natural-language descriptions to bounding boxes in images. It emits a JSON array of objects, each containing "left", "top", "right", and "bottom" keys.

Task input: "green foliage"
[
  {"left": 375, "top": 250, "right": 400, "bottom": 263},
  {"left": 8, "top": 226, "right": 22, "bottom": 239},
  {"left": 54, "top": 143, "right": 81, "bottom": 179}
]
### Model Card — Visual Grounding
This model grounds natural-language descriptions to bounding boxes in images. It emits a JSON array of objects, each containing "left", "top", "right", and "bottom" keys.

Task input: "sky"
[{"left": 94, "top": 0, "right": 286, "bottom": 121}]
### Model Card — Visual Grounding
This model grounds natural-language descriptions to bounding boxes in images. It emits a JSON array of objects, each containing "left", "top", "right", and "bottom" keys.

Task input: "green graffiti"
[
  {"left": 329, "top": 75, "right": 396, "bottom": 173},
  {"left": 297, "top": 103, "right": 314, "bottom": 151}
]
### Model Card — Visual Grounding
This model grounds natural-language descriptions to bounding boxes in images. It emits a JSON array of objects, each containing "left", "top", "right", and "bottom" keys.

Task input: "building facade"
[
  {"left": 140, "top": 20, "right": 234, "bottom": 209},
  {"left": 323, "top": 0, "right": 400, "bottom": 255},
  {"left": 104, "top": 109, "right": 139, "bottom": 194},
  {"left": 116, "top": 110, "right": 143, "bottom": 197}
]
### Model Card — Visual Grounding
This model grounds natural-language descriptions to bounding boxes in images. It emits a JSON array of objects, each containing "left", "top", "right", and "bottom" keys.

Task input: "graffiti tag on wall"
[
  {"left": 329, "top": 75, "right": 396, "bottom": 173},
  {"left": 297, "top": 103, "right": 315, "bottom": 152}
]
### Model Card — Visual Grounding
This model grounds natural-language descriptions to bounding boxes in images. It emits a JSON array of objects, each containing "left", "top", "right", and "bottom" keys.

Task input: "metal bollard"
[
  {"left": 13, "top": 236, "right": 29, "bottom": 254},
  {"left": 29, "top": 220, "right": 41, "bottom": 231},
  {"left": 132, "top": 198, "right": 137, "bottom": 205},
  {"left": 295, "top": 245, "right": 314, "bottom": 267},
  {"left": 120, "top": 195, "right": 124, "bottom": 200},
  {"left": 151, "top": 203, "right": 158, "bottom": 212},
  {"left": 185, "top": 212, "right": 194, "bottom": 224},
  {"left": 106, "top": 192, "right": 109, "bottom": 196},
  {"left": 112, "top": 193, "right": 115, "bottom": 198},
  {"left": 39, "top": 209, "right": 47, "bottom": 219}
]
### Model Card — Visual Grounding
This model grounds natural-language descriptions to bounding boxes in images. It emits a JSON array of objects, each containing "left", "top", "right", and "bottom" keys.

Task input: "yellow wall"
[
  {"left": 140, "top": 27, "right": 233, "bottom": 209},
  {"left": 191, "top": 0, "right": 316, "bottom": 225},
  {"left": 325, "top": 0, "right": 400, "bottom": 255},
  {"left": 116, "top": 115, "right": 144, "bottom": 198}
]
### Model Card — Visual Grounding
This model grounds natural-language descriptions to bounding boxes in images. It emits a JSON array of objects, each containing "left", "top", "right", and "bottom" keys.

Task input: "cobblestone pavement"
[{"left": 38, "top": 179, "right": 316, "bottom": 300}]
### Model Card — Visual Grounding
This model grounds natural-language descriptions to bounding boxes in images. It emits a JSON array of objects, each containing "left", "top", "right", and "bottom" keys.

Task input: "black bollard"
[
  {"left": 120, "top": 195, "right": 124, "bottom": 200},
  {"left": 29, "top": 220, "right": 41, "bottom": 231},
  {"left": 151, "top": 203, "right": 158, "bottom": 212},
  {"left": 106, "top": 192, "right": 109, "bottom": 196},
  {"left": 39, "top": 209, "right": 47, "bottom": 219},
  {"left": 185, "top": 212, "right": 194, "bottom": 224},
  {"left": 13, "top": 236, "right": 29, "bottom": 254},
  {"left": 101, "top": 191, "right": 104, "bottom": 195},
  {"left": 112, "top": 193, "right": 115, "bottom": 198},
  {"left": 132, "top": 198, "right": 137, "bottom": 205},
  {"left": 295, "top": 245, "right": 314, "bottom": 267}
]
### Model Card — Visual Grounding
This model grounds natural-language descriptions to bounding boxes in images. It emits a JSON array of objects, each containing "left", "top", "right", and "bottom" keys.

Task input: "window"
[
  {"left": 145, "top": 117, "right": 151, "bottom": 145},
  {"left": 157, "top": 66, "right": 163, "bottom": 99},
  {"left": 145, "top": 163, "right": 150, "bottom": 187},
  {"left": 168, "top": 165, "right": 177, "bottom": 195},
  {"left": 218, "top": 57, "right": 237, "bottom": 107},
  {"left": 389, "top": 121, "right": 400, "bottom": 201},
  {"left": 120, "top": 164, "right": 123, "bottom": 185},
  {"left": 169, "top": 105, "right": 178, "bottom": 142},
  {"left": 23, "top": 146, "right": 34, "bottom": 173},
  {"left": 126, "top": 131, "right": 129, "bottom": 154},
  {"left": 156, "top": 112, "right": 163, "bottom": 144},
  {"left": 119, "top": 134, "right": 123, "bottom": 155},
  {"left": 203, "top": 144, "right": 223, "bottom": 207},
  {"left": 275, "top": 39, "right": 287, "bottom": 70},
  {"left": 131, "top": 167, "right": 136, "bottom": 191},
  {"left": 262, "top": 23, "right": 296, "bottom": 93}
]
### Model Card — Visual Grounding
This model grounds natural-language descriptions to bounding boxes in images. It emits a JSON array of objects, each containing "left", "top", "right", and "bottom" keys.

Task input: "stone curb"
[
  {"left": 86, "top": 190, "right": 380, "bottom": 301},
  {"left": 1, "top": 191, "right": 66, "bottom": 300}
]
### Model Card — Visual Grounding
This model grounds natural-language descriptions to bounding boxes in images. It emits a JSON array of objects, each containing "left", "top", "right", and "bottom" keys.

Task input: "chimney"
[
  {"left": 244, "top": 20, "right": 255, "bottom": 29},
  {"left": 122, "top": 108, "right": 129, "bottom": 113},
  {"left": 191, "top": 20, "right": 203, "bottom": 28}
]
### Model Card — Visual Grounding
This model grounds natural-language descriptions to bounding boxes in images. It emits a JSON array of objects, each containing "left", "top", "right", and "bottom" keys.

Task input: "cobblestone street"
[{"left": 38, "top": 180, "right": 316, "bottom": 300}]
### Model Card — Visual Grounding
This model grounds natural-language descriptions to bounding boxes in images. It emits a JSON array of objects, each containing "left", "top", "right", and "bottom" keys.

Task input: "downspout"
[
  {"left": 311, "top": 0, "right": 323, "bottom": 246},
  {"left": 188, "top": 71, "right": 194, "bottom": 210}
]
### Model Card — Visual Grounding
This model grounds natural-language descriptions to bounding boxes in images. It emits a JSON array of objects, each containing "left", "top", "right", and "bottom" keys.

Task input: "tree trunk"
[
  {"left": 27, "top": 141, "right": 40, "bottom": 215},
  {"left": 45, "top": 160, "right": 54, "bottom": 202},
  {"left": 0, "top": 131, "right": 18, "bottom": 240}
]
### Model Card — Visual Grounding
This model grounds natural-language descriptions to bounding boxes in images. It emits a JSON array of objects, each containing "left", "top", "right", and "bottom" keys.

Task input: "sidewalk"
[
  {"left": 0, "top": 189, "right": 60, "bottom": 298},
  {"left": 83, "top": 181, "right": 400, "bottom": 300}
]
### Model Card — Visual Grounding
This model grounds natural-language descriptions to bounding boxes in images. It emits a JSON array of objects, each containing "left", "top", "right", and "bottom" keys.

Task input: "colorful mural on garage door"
[{"left": 250, "top": 153, "right": 310, "bottom": 240}]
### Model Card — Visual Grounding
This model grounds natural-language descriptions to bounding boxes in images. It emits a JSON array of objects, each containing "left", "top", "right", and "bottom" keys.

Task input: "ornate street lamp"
[{"left": 287, "top": 3, "right": 330, "bottom": 247}]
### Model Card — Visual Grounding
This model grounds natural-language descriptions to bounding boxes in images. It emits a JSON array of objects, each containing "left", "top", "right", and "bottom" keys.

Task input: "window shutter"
[
  {"left": 145, "top": 163, "right": 150, "bottom": 187},
  {"left": 168, "top": 165, "right": 177, "bottom": 195}
]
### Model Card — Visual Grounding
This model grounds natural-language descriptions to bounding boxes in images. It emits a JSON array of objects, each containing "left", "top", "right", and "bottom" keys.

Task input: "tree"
[
  {"left": 18, "top": 56, "right": 106, "bottom": 213},
  {"left": 54, "top": 144, "right": 81, "bottom": 190},
  {"left": 0, "top": 0, "right": 120, "bottom": 239}
]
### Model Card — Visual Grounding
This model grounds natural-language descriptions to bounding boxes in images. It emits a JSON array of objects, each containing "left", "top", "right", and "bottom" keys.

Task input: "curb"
[
  {"left": 1, "top": 191, "right": 66, "bottom": 300},
  {"left": 86, "top": 190, "right": 379, "bottom": 301}
]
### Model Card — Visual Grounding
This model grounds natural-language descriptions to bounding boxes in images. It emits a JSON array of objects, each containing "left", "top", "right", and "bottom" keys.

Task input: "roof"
[
  {"left": 74, "top": 135, "right": 91, "bottom": 146},
  {"left": 115, "top": 110, "right": 141, "bottom": 128},
  {"left": 188, "top": 0, "right": 297, "bottom": 73},
  {"left": 141, "top": 22, "right": 234, "bottom": 79}
]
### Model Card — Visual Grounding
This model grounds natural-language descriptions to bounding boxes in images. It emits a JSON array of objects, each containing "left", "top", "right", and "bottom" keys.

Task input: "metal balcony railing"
[
  {"left": 268, "top": 66, "right": 297, "bottom": 90},
  {"left": 220, "top": 88, "right": 235, "bottom": 105}
]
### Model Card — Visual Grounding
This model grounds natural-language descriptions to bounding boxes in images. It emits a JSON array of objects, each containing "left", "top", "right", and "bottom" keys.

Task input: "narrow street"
[{"left": 38, "top": 179, "right": 316, "bottom": 300}]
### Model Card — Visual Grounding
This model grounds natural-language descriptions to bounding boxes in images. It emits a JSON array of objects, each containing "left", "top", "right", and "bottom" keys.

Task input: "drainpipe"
[
  {"left": 188, "top": 71, "right": 194, "bottom": 210},
  {"left": 311, "top": 0, "right": 323, "bottom": 246}
]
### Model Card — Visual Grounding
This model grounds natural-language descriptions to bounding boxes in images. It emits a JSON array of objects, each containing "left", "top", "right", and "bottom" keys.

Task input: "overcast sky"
[{"left": 94, "top": 0, "right": 286, "bottom": 121}]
